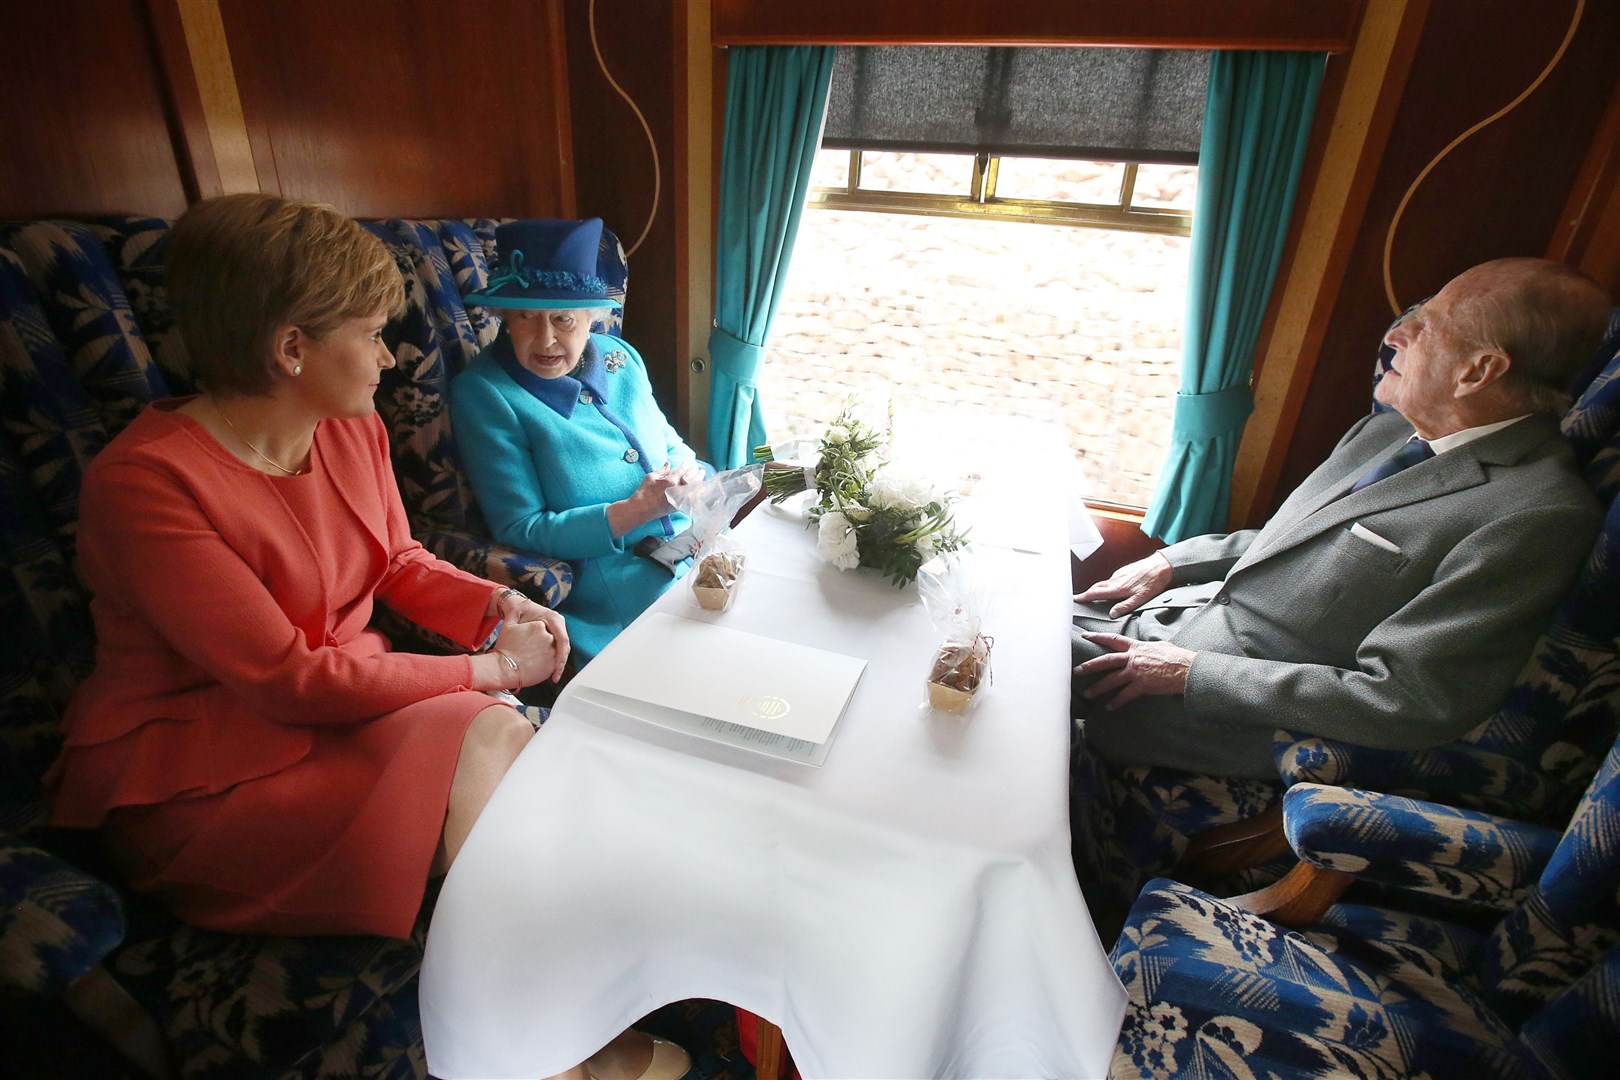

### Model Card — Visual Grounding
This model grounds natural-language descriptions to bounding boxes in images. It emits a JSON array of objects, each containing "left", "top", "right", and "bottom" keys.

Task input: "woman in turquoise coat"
[{"left": 452, "top": 218, "right": 703, "bottom": 664}]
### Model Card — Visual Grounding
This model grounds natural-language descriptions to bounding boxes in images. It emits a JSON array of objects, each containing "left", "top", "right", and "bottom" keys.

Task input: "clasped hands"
[
  {"left": 485, "top": 589, "right": 570, "bottom": 688},
  {"left": 1073, "top": 552, "right": 1196, "bottom": 710}
]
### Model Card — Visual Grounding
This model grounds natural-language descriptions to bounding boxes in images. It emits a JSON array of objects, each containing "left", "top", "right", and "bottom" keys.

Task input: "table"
[{"left": 421, "top": 419, "right": 1124, "bottom": 1079}]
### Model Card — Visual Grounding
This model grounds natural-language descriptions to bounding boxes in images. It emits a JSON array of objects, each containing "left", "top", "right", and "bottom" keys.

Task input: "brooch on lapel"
[{"left": 602, "top": 349, "right": 628, "bottom": 373}]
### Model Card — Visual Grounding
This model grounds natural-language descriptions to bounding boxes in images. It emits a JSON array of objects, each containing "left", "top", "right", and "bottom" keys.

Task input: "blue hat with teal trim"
[{"left": 465, "top": 218, "right": 621, "bottom": 310}]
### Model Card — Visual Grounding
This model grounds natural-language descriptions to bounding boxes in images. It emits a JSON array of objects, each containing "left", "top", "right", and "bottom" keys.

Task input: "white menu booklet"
[{"left": 567, "top": 612, "right": 867, "bottom": 766}]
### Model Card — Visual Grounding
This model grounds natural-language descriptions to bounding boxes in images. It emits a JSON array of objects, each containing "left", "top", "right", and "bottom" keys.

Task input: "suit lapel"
[
  {"left": 1233, "top": 414, "right": 1561, "bottom": 572},
  {"left": 1241, "top": 418, "right": 1407, "bottom": 561}
]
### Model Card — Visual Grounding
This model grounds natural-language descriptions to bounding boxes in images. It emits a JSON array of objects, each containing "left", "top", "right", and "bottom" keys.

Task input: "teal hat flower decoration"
[{"left": 465, "top": 217, "right": 622, "bottom": 311}]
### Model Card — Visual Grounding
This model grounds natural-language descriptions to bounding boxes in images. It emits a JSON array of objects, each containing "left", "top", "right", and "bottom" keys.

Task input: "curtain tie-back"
[
  {"left": 1170, "top": 385, "right": 1255, "bottom": 443},
  {"left": 708, "top": 327, "right": 766, "bottom": 385}
]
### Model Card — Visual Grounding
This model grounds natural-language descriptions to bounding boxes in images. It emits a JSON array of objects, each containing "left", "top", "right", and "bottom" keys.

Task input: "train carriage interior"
[{"left": 3, "top": 1, "right": 1620, "bottom": 1078}]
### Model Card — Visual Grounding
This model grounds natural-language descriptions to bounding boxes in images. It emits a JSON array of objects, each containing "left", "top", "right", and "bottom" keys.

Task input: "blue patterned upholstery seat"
[
  {"left": 1110, "top": 725, "right": 1620, "bottom": 1078},
  {"left": 0, "top": 215, "right": 643, "bottom": 1078},
  {"left": 1081, "top": 324, "right": 1620, "bottom": 919},
  {"left": 360, "top": 217, "right": 577, "bottom": 608}
]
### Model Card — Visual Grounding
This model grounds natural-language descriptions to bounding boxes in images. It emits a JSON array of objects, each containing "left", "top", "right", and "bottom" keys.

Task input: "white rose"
[
  {"left": 816, "top": 511, "right": 861, "bottom": 571},
  {"left": 870, "top": 469, "right": 937, "bottom": 511}
]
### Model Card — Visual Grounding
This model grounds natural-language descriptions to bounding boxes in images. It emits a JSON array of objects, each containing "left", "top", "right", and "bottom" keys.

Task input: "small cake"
[
  {"left": 692, "top": 550, "right": 745, "bottom": 611},
  {"left": 926, "top": 634, "right": 991, "bottom": 713}
]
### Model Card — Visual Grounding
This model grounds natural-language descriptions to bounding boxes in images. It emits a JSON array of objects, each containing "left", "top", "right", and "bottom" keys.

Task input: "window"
[
  {"left": 809, "top": 149, "right": 1193, "bottom": 237},
  {"left": 760, "top": 47, "right": 1204, "bottom": 510}
]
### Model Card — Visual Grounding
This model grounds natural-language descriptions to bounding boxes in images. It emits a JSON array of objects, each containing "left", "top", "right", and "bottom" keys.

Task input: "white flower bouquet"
[{"left": 753, "top": 404, "right": 966, "bottom": 587}]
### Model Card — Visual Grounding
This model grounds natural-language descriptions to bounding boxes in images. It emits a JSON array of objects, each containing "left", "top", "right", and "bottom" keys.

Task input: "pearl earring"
[{"left": 292, "top": 365, "right": 302, "bottom": 376}]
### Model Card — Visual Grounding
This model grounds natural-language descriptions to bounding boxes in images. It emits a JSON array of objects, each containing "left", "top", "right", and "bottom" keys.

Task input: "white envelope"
[{"left": 568, "top": 612, "right": 867, "bottom": 745}]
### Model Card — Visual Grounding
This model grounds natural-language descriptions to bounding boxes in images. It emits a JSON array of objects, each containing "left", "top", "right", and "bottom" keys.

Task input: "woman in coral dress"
[{"left": 45, "top": 194, "right": 686, "bottom": 1080}]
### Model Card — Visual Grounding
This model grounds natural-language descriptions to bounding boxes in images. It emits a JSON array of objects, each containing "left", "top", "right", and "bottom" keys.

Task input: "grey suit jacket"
[{"left": 1083, "top": 410, "right": 1601, "bottom": 778}]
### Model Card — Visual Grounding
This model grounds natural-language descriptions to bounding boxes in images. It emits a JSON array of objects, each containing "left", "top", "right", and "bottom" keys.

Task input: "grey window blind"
[{"left": 822, "top": 46, "right": 1208, "bottom": 164}]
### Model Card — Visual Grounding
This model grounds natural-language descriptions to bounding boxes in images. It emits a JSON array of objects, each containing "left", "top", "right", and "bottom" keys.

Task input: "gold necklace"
[{"left": 214, "top": 403, "right": 308, "bottom": 477}]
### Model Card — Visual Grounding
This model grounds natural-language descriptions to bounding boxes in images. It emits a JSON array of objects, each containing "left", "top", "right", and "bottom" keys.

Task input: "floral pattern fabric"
[
  {"left": 1477, "top": 730, "right": 1620, "bottom": 1031},
  {"left": 1071, "top": 729, "right": 1286, "bottom": 933},
  {"left": 0, "top": 835, "right": 125, "bottom": 998},
  {"left": 1111, "top": 879, "right": 1540, "bottom": 1080},
  {"left": 1274, "top": 735, "right": 1559, "bottom": 820},
  {"left": 1111, "top": 728, "right": 1620, "bottom": 1079},
  {"left": 1282, "top": 783, "right": 1563, "bottom": 911}
]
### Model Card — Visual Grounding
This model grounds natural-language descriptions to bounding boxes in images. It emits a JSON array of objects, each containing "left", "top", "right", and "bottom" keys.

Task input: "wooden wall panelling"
[
  {"left": 1265, "top": 0, "right": 1620, "bottom": 518},
  {"left": 673, "top": 0, "right": 716, "bottom": 442},
  {"left": 563, "top": 0, "right": 680, "bottom": 415},
  {"left": 1547, "top": 73, "right": 1620, "bottom": 295},
  {"left": 168, "top": 0, "right": 258, "bottom": 197},
  {"left": 216, "top": 0, "right": 575, "bottom": 219},
  {"left": 1227, "top": 0, "right": 1426, "bottom": 528},
  {"left": 712, "top": 0, "right": 1362, "bottom": 51},
  {"left": 143, "top": 0, "right": 224, "bottom": 203},
  {"left": 1376, "top": 0, "right": 1619, "bottom": 312},
  {"left": 0, "top": 0, "right": 191, "bottom": 218}
]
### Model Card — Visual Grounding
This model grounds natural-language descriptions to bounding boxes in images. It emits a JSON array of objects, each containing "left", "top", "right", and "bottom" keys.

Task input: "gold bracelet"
[{"left": 493, "top": 648, "right": 521, "bottom": 689}]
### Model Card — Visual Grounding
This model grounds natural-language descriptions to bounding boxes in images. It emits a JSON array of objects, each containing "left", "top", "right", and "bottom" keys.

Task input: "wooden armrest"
[
  {"left": 61, "top": 964, "right": 173, "bottom": 1079},
  {"left": 1176, "top": 802, "right": 1290, "bottom": 879},
  {"left": 1224, "top": 860, "right": 1354, "bottom": 927},
  {"left": 756, "top": 1017, "right": 785, "bottom": 1080}
]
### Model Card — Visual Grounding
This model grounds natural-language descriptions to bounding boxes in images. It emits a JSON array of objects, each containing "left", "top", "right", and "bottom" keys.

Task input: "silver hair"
[{"left": 1448, "top": 259, "right": 1612, "bottom": 414}]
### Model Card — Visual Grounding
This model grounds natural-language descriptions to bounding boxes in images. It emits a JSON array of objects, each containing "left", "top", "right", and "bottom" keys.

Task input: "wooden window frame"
[{"left": 809, "top": 149, "right": 1192, "bottom": 237}]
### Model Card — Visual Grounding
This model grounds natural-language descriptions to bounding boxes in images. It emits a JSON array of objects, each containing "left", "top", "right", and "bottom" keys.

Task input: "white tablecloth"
[{"left": 422, "top": 421, "right": 1124, "bottom": 1079}]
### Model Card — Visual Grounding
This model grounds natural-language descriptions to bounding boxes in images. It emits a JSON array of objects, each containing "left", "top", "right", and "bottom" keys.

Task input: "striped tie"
[{"left": 1350, "top": 437, "right": 1434, "bottom": 494}]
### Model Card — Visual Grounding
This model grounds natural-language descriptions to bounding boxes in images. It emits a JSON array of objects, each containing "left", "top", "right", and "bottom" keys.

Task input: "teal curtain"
[
  {"left": 706, "top": 46, "right": 836, "bottom": 468},
  {"left": 1142, "top": 51, "right": 1327, "bottom": 543}
]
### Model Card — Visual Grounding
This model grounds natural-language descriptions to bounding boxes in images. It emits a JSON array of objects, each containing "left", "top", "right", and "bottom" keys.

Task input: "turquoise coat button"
[{"left": 624, "top": 448, "right": 640, "bottom": 464}]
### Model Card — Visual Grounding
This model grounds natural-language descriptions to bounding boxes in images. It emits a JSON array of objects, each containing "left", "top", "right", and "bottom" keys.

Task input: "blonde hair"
[{"left": 166, "top": 194, "right": 406, "bottom": 396}]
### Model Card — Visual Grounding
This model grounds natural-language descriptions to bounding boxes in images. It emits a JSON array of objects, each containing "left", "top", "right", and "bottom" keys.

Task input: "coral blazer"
[{"left": 47, "top": 403, "right": 502, "bottom": 827}]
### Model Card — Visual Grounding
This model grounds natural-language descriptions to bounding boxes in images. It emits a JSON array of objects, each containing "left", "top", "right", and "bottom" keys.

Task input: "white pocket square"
[{"left": 1349, "top": 522, "right": 1402, "bottom": 554}]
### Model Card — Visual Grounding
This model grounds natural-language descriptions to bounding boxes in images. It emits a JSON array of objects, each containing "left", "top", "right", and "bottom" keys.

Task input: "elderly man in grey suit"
[{"left": 1072, "top": 257, "right": 1613, "bottom": 782}]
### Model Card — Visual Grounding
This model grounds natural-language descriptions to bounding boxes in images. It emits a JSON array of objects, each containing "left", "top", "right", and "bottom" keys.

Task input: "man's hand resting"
[
  {"left": 1073, "top": 552, "right": 1173, "bottom": 618},
  {"left": 1076, "top": 632, "right": 1195, "bottom": 710}
]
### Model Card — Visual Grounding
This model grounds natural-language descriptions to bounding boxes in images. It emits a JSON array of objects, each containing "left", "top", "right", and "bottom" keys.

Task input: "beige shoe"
[{"left": 589, "top": 1036, "right": 691, "bottom": 1080}]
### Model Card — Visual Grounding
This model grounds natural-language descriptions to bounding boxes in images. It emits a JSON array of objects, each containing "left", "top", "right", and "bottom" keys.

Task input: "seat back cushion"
[{"left": 1476, "top": 730, "right": 1620, "bottom": 1028}]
